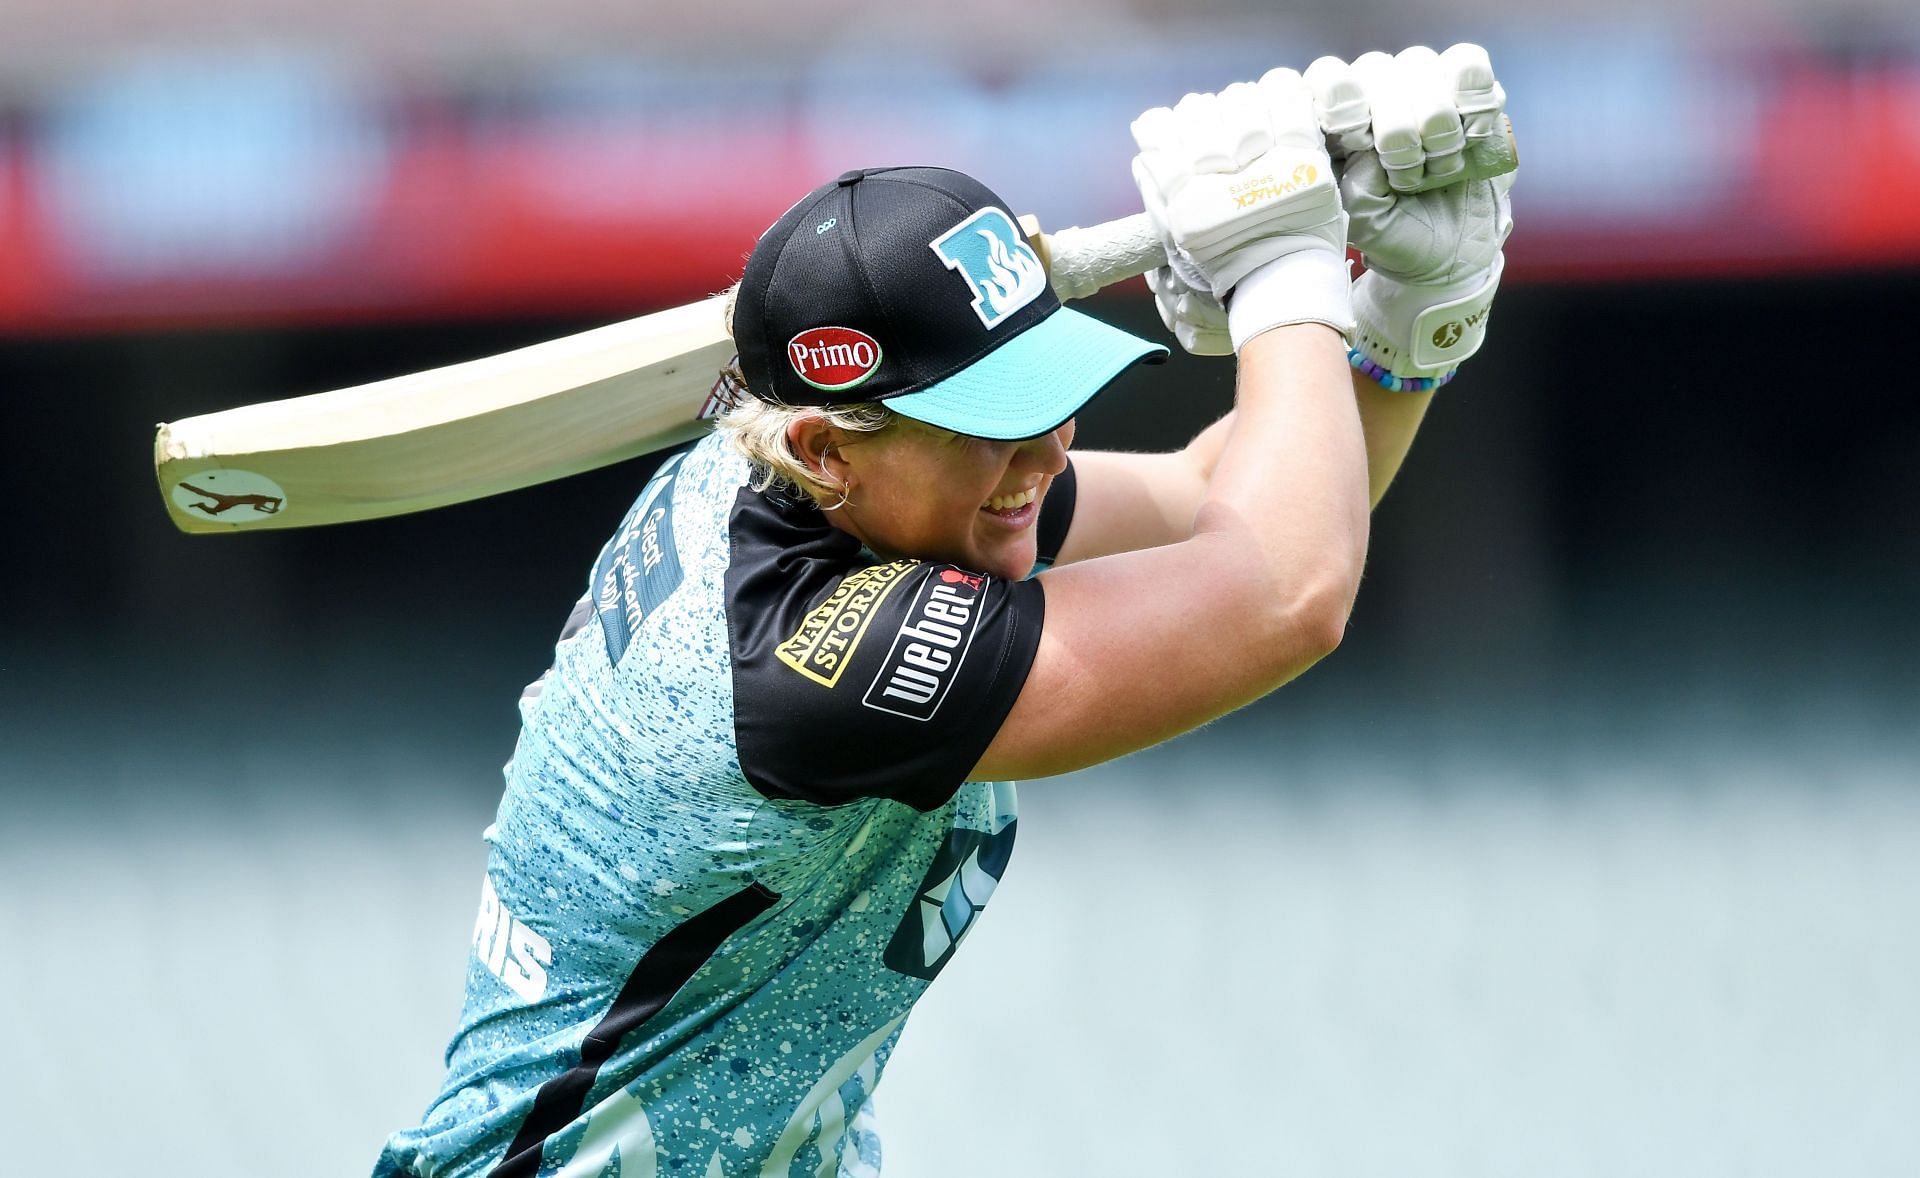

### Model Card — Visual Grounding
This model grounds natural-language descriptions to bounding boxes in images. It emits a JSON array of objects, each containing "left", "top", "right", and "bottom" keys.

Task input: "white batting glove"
[
  {"left": 1307, "top": 44, "right": 1511, "bottom": 194},
  {"left": 1305, "top": 44, "right": 1516, "bottom": 380},
  {"left": 1144, "top": 265, "right": 1232, "bottom": 356},
  {"left": 1131, "top": 69, "right": 1351, "bottom": 346}
]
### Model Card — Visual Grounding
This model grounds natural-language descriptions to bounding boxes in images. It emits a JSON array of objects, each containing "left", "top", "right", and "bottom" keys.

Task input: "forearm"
[
  {"left": 1179, "top": 368, "right": 1431, "bottom": 511},
  {"left": 1060, "top": 362, "right": 1428, "bottom": 563},
  {"left": 1352, "top": 372, "right": 1433, "bottom": 507},
  {"left": 1194, "top": 324, "right": 1370, "bottom": 620},
  {"left": 1176, "top": 410, "right": 1234, "bottom": 483},
  {"left": 1051, "top": 411, "right": 1228, "bottom": 564}
]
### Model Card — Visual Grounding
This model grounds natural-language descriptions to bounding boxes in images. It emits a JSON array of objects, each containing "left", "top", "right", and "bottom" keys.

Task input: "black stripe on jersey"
[{"left": 489, "top": 882, "right": 779, "bottom": 1178}]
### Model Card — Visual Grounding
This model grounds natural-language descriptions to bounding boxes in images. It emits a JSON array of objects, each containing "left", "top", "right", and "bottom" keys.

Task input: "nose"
[{"left": 1020, "top": 421, "right": 1072, "bottom": 476}]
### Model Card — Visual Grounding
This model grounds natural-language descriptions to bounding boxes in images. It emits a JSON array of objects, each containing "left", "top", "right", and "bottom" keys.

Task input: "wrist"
[
  {"left": 1351, "top": 252, "right": 1503, "bottom": 379},
  {"left": 1349, "top": 349, "right": 1456, "bottom": 393},
  {"left": 1226, "top": 249, "right": 1354, "bottom": 353}
]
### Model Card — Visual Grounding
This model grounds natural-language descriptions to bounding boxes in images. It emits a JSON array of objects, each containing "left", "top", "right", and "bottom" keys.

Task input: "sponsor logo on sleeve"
[
  {"left": 776, "top": 560, "right": 916, "bottom": 687},
  {"left": 861, "top": 566, "right": 987, "bottom": 721}
]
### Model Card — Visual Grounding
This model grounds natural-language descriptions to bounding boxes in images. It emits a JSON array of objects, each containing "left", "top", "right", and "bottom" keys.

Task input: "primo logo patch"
[
  {"left": 593, "top": 452, "right": 686, "bottom": 665},
  {"left": 929, "top": 207, "right": 1047, "bottom": 329},
  {"left": 788, "top": 325, "right": 883, "bottom": 391}
]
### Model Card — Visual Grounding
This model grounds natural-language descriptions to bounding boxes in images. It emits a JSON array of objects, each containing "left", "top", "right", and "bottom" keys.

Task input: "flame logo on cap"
[
  {"left": 930, "top": 207, "right": 1048, "bottom": 330},
  {"left": 978, "top": 228, "right": 1047, "bottom": 318}
]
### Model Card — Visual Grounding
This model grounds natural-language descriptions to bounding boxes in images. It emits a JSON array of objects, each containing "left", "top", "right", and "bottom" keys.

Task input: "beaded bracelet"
[{"left": 1348, "top": 348, "right": 1458, "bottom": 393}]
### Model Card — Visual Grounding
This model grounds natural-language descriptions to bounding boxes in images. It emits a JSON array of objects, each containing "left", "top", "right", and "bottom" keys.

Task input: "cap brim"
[{"left": 879, "top": 308, "right": 1169, "bottom": 440}]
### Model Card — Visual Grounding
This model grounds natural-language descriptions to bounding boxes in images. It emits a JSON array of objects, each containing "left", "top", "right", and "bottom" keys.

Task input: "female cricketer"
[{"left": 376, "top": 51, "right": 1512, "bottom": 1177}]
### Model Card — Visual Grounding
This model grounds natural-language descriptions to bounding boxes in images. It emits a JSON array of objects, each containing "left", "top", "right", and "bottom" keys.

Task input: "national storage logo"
[
  {"left": 862, "top": 567, "right": 986, "bottom": 721},
  {"left": 776, "top": 560, "right": 916, "bottom": 687}
]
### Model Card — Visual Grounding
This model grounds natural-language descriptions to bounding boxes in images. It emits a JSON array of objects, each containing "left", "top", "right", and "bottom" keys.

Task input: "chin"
[{"left": 971, "top": 540, "right": 1038, "bottom": 583}]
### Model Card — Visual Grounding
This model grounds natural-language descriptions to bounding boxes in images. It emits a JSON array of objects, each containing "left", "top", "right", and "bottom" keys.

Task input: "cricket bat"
[
  {"left": 156, "top": 121, "right": 1517, "bottom": 534},
  {"left": 153, "top": 213, "right": 1169, "bottom": 534}
]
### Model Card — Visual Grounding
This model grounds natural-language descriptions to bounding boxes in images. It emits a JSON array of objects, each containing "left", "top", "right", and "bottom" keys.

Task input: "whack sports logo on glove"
[
  {"left": 1229, "top": 162, "right": 1323, "bottom": 210},
  {"left": 1130, "top": 68, "right": 1354, "bottom": 348}
]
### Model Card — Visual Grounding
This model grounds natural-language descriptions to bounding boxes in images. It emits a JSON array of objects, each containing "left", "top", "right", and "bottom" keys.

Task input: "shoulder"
[{"left": 723, "top": 493, "right": 1045, "bottom": 811}]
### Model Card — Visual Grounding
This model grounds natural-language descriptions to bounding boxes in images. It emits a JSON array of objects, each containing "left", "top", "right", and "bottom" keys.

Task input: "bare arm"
[
  {"left": 1051, "top": 414, "right": 1231, "bottom": 564},
  {"left": 973, "top": 323, "right": 1370, "bottom": 780},
  {"left": 1057, "top": 369, "right": 1433, "bottom": 564},
  {"left": 1354, "top": 379, "right": 1432, "bottom": 506}
]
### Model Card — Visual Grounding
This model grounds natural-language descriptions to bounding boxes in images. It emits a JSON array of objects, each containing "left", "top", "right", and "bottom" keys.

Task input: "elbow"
[
  {"left": 1307, "top": 599, "right": 1352, "bottom": 663},
  {"left": 1290, "top": 577, "right": 1357, "bottom": 665},
  {"left": 1251, "top": 561, "right": 1362, "bottom": 679},
  {"left": 1193, "top": 517, "right": 1368, "bottom": 682},
  {"left": 1229, "top": 582, "right": 1355, "bottom": 687}
]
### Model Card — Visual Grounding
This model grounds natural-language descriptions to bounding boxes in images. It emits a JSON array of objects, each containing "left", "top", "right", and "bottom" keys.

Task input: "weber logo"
[{"left": 862, "top": 567, "right": 986, "bottom": 721}]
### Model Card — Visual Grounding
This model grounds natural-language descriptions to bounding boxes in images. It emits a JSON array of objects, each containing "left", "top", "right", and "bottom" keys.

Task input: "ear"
[{"left": 785, "top": 415, "right": 853, "bottom": 488}]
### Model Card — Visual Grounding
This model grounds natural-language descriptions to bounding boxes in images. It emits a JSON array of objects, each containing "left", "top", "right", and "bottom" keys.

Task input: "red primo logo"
[
  {"left": 939, "top": 569, "right": 984, "bottom": 590},
  {"left": 788, "top": 326, "right": 882, "bottom": 392}
]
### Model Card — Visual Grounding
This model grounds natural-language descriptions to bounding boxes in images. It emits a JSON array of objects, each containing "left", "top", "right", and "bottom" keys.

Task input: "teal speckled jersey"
[{"left": 376, "top": 434, "right": 1071, "bottom": 1177}]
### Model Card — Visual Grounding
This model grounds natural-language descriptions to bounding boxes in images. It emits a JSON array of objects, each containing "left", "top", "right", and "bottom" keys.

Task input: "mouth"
[{"left": 980, "top": 483, "right": 1040, "bottom": 528}]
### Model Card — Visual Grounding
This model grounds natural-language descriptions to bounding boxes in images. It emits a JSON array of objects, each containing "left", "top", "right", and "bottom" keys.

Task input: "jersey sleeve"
[
  {"left": 1032, "top": 459, "right": 1076, "bottom": 572},
  {"left": 726, "top": 493, "right": 1046, "bottom": 811}
]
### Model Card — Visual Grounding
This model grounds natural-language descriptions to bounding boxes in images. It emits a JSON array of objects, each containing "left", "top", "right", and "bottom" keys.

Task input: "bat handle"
[
  {"left": 1026, "top": 115, "right": 1518, "bottom": 304},
  {"left": 1025, "top": 212, "right": 1164, "bottom": 303}
]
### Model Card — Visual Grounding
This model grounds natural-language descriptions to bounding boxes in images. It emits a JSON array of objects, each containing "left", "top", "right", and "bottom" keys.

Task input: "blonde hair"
[{"left": 712, "top": 282, "right": 895, "bottom": 499}]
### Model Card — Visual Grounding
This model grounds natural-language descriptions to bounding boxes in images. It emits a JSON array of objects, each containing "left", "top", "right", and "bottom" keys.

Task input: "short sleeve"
[
  {"left": 1032, "top": 459, "right": 1076, "bottom": 571},
  {"left": 725, "top": 490, "right": 1045, "bottom": 811}
]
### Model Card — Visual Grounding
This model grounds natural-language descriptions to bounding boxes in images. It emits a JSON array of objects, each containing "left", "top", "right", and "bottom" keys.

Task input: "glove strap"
[{"left": 1352, "top": 251, "right": 1504, "bottom": 378}]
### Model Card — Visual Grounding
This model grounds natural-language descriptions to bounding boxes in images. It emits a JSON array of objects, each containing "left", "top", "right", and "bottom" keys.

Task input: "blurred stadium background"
[{"left": 3, "top": 2, "right": 1919, "bottom": 1174}]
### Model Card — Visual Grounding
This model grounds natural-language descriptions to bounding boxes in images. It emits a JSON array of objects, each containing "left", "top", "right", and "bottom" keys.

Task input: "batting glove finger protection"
[
  {"left": 1131, "top": 68, "right": 1350, "bottom": 326},
  {"left": 1144, "top": 265, "right": 1234, "bottom": 356},
  {"left": 1305, "top": 55, "right": 1373, "bottom": 160},
  {"left": 1444, "top": 43, "right": 1511, "bottom": 178},
  {"left": 1312, "top": 45, "right": 1515, "bottom": 196}
]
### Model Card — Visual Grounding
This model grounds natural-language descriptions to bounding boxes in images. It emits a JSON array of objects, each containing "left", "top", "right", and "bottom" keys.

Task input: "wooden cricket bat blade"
[{"left": 156, "top": 297, "right": 736, "bottom": 533}]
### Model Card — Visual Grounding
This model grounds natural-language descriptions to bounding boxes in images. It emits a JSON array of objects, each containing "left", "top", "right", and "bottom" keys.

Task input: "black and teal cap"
[{"left": 733, "top": 166, "right": 1167, "bottom": 440}]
